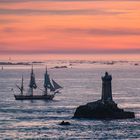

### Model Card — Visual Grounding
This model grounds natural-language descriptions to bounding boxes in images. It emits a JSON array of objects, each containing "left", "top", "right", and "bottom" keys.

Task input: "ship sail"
[
  {"left": 28, "top": 66, "right": 37, "bottom": 95},
  {"left": 43, "top": 67, "right": 62, "bottom": 94},
  {"left": 29, "top": 67, "right": 37, "bottom": 89},
  {"left": 44, "top": 67, "right": 55, "bottom": 94},
  {"left": 44, "top": 74, "right": 55, "bottom": 91},
  {"left": 52, "top": 79, "right": 62, "bottom": 90}
]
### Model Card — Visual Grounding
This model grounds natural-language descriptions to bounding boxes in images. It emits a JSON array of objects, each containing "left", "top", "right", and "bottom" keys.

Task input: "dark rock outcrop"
[
  {"left": 73, "top": 100, "right": 135, "bottom": 119},
  {"left": 52, "top": 66, "right": 68, "bottom": 69},
  {"left": 59, "top": 121, "right": 71, "bottom": 125}
]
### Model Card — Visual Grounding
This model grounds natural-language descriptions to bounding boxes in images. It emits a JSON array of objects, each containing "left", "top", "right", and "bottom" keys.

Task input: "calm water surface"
[{"left": 0, "top": 61, "right": 140, "bottom": 139}]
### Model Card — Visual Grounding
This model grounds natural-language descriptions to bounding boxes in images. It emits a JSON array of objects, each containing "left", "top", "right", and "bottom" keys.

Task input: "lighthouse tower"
[{"left": 101, "top": 72, "right": 113, "bottom": 102}]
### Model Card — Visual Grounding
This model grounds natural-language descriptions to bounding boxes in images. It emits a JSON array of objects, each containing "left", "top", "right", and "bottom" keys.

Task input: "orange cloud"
[{"left": 0, "top": 1, "right": 140, "bottom": 55}]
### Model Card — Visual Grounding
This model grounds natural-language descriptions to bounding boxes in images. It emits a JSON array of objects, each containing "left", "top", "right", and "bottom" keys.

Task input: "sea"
[{"left": 0, "top": 54, "right": 140, "bottom": 139}]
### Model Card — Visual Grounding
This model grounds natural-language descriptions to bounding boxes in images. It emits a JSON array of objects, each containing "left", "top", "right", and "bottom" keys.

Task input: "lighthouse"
[
  {"left": 74, "top": 72, "right": 135, "bottom": 119},
  {"left": 101, "top": 72, "right": 113, "bottom": 102}
]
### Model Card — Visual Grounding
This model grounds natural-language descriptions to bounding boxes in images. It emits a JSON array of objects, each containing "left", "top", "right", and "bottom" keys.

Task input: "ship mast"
[
  {"left": 44, "top": 66, "right": 62, "bottom": 95},
  {"left": 44, "top": 66, "right": 48, "bottom": 95},
  {"left": 29, "top": 66, "right": 37, "bottom": 95},
  {"left": 44, "top": 66, "right": 55, "bottom": 95},
  {"left": 21, "top": 75, "right": 24, "bottom": 95},
  {"left": 16, "top": 75, "right": 24, "bottom": 95}
]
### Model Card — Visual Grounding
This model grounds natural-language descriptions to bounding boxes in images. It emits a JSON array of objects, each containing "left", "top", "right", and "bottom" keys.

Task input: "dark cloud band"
[
  {"left": 0, "top": 0, "right": 140, "bottom": 3},
  {"left": 45, "top": 27, "right": 140, "bottom": 36},
  {"left": 1, "top": 48, "right": 140, "bottom": 54},
  {"left": 1, "top": 26, "right": 140, "bottom": 36},
  {"left": 0, "top": 8, "right": 127, "bottom": 16}
]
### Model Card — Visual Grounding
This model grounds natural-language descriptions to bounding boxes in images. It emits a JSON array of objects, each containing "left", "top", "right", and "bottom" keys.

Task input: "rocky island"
[{"left": 74, "top": 72, "right": 135, "bottom": 119}]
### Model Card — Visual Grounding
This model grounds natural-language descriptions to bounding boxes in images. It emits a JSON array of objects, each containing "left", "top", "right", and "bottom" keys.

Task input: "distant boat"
[
  {"left": 1, "top": 66, "right": 3, "bottom": 70},
  {"left": 14, "top": 66, "right": 62, "bottom": 100}
]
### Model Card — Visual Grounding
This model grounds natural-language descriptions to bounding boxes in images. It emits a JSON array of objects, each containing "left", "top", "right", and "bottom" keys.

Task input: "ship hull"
[{"left": 14, "top": 94, "right": 54, "bottom": 100}]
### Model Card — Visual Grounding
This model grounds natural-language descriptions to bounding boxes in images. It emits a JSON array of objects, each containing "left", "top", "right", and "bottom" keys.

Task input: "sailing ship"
[{"left": 14, "top": 66, "right": 62, "bottom": 100}]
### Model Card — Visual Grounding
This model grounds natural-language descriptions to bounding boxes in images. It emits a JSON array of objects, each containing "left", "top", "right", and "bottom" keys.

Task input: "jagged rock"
[
  {"left": 59, "top": 121, "right": 71, "bottom": 125},
  {"left": 73, "top": 100, "right": 135, "bottom": 119}
]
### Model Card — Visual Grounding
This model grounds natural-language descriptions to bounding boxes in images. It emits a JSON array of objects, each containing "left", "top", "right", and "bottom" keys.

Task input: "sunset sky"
[{"left": 0, "top": 0, "right": 140, "bottom": 56}]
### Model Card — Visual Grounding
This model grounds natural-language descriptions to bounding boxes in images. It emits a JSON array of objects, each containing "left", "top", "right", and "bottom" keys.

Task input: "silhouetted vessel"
[
  {"left": 74, "top": 72, "right": 135, "bottom": 119},
  {"left": 14, "top": 66, "right": 62, "bottom": 100}
]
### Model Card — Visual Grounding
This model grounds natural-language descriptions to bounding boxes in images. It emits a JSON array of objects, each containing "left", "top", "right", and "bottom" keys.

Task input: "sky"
[{"left": 0, "top": 0, "right": 140, "bottom": 55}]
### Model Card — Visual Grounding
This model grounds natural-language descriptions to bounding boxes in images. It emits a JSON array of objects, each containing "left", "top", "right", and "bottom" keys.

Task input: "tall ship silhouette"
[{"left": 14, "top": 66, "right": 62, "bottom": 100}]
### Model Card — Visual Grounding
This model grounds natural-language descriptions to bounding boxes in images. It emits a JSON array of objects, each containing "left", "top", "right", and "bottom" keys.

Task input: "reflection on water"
[{"left": 0, "top": 61, "right": 140, "bottom": 139}]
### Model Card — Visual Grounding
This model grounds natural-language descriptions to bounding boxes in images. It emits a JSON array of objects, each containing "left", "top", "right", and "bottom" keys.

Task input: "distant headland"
[{"left": 0, "top": 61, "right": 43, "bottom": 66}]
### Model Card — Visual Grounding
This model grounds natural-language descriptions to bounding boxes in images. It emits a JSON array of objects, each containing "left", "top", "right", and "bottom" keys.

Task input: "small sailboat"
[{"left": 14, "top": 66, "right": 62, "bottom": 100}]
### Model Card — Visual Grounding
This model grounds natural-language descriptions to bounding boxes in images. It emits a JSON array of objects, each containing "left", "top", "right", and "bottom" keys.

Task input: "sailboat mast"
[
  {"left": 29, "top": 66, "right": 37, "bottom": 95},
  {"left": 44, "top": 66, "right": 48, "bottom": 95},
  {"left": 21, "top": 75, "right": 24, "bottom": 95},
  {"left": 44, "top": 66, "right": 61, "bottom": 95},
  {"left": 30, "top": 66, "right": 33, "bottom": 95},
  {"left": 16, "top": 75, "right": 24, "bottom": 95},
  {"left": 44, "top": 66, "right": 55, "bottom": 94}
]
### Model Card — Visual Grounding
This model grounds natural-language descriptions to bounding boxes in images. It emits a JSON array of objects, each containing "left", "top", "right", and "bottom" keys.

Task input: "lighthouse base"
[{"left": 73, "top": 100, "right": 135, "bottom": 119}]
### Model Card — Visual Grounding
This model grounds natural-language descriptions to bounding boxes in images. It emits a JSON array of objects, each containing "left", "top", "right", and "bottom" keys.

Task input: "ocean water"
[{"left": 0, "top": 61, "right": 140, "bottom": 139}]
